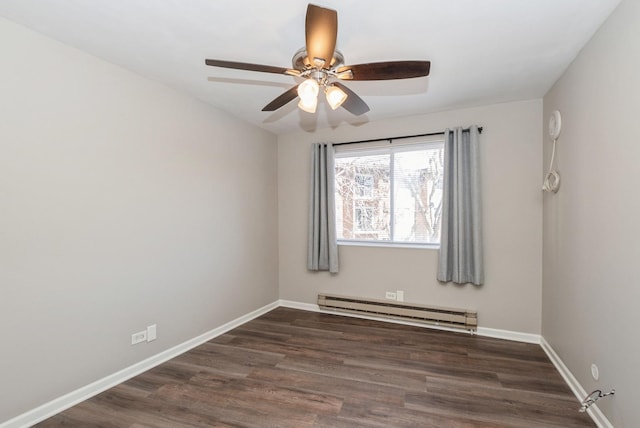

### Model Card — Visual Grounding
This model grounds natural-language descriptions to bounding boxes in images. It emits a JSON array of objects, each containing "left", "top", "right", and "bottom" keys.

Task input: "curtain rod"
[{"left": 332, "top": 126, "right": 483, "bottom": 147}]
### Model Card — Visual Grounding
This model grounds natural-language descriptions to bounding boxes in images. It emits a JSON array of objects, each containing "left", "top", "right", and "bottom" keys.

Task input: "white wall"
[
  {"left": 542, "top": 0, "right": 640, "bottom": 425},
  {"left": 0, "top": 17, "right": 278, "bottom": 423},
  {"left": 279, "top": 100, "right": 543, "bottom": 334}
]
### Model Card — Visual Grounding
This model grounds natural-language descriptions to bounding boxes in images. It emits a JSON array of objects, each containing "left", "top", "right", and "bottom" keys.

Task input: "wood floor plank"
[
  {"left": 276, "top": 355, "right": 432, "bottom": 391},
  {"left": 227, "top": 334, "right": 347, "bottom": 363},
  {"left": 336, "top": 401, "right": 511, "bottom": 428},
  {"left": 240, "top": 318, "right": 345, "bottom": 339},
  {"left": 424, "top": 375, "right": 582, "bottom": 411},
  {"left": 153, "top": 382, "right": 323, "bottom": 427},
  {"left": 343, "top": 355, "right": 502, "bottom": 386},
  {"left": 285, "top": 335, "right": 414, "bottom": 361},
  {"left": 247, "top": 366, "right": 406, "bottom": 407},
  {"left": 169, "top": 341, "right": 285, "bottom": 377},
  {"left": 497, "top": 371, "right": 574, "bottom": 395},
  {"left": 36, "top": 308, "right": 595, "bottom": 427}
]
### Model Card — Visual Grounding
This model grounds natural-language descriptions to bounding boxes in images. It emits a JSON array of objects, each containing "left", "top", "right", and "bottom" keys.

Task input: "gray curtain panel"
[
  {"left": 307, "top": 143, "right": 339, "bottom": 273},
  {"left": 437, "top": 126, "right": 483, "bottom": 285}
]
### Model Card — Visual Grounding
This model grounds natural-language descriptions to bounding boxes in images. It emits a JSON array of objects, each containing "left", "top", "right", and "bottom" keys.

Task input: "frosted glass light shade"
[
  {"left": 297, "top": 79, "right": 320, "bottom": 113},
  {"left": 298, "top": 96, "right": 318, "bottom": 113},
  {"left": 297, "top": 79, "right": 319, "bottom": 101},
  {"left": 325, "top": 85, "right": 348, "bottom": 110}
]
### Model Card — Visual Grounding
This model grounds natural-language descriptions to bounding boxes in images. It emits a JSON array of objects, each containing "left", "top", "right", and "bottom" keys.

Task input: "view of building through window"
[{"left": 334, "top": 141, "right": 445, "bottom": 246}]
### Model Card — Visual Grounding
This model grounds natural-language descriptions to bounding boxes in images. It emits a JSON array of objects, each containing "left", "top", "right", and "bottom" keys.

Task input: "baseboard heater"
[{"left": 317, "top": 293, "right": 477, "bottom": 332}]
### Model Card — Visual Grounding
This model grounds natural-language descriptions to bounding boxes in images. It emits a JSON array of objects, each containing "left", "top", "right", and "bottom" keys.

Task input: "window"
[
  {"left": 354, "top": 174, "right": 374, "bottom": 198},
  {"left": 354, "top": 207, "right": 375, "bottom": 231},
  {"left": 334, "top": 140, "right": 444, "bottom": 246}
]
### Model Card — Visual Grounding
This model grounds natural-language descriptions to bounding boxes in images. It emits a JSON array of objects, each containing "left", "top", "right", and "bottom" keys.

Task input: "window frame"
[{"left": 334, "top": 137, "right": 444, "bottom": 250}]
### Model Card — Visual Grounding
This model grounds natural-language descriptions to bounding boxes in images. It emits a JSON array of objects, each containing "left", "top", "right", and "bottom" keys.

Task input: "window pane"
[
  {"left": 335, "top": 141, "right": 443, "bottom": 246},
  {"left": 335, "top": 154, "right": 390, "bottom": 240},
  {"left": 393, "top": 147, "right": 444, "bottom": 244}
]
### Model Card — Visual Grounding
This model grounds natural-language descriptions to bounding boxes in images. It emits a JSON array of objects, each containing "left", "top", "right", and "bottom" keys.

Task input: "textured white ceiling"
[{"left": 0, "top": 0, "right": 621, "bottom": 135}]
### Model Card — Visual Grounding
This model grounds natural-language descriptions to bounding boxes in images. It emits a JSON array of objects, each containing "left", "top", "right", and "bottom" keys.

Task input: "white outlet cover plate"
[
  {"left": 131, "top": 331, "right": 147, "bottom": 345},
  {"left": 147, "top": 324, "right": 157, "bottom": 342}
]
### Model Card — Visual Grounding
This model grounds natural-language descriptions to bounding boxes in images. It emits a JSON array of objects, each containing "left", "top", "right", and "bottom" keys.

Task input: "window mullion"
[{"left": 389, "top": 151, "right": 395, "bottom": 241}]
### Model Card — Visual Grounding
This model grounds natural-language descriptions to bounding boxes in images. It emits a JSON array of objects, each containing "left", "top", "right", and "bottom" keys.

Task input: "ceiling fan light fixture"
[
  {"left": 297, "top": 78, "right": 320, "bottom": 113},
  {"left": 325, "top": 85, "right": 348, "bottom": 110},
  {"left": 298, "top": 96, "right": 318, "bottom": 113},
  {"left": 297, "top": 78, "right": 319, "bottom": 101}
]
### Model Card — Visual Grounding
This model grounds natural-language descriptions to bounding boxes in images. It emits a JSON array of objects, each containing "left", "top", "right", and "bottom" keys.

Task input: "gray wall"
[
  {"left": 0, "top": 17, "right": 279, "bottom": 422},
  {"left": 542, "top": 0, "right": 640, "bottom": 425},
  {"left": 278, "top": 100, "right": 543, "bottom": 334}
]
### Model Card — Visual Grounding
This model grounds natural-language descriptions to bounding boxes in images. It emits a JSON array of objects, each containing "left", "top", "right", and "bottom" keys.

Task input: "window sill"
[{"left": 337, "top": 240, "right": 439, "bottom": 250}]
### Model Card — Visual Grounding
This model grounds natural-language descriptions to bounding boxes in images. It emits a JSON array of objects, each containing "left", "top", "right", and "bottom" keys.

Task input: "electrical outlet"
[
  {"left": 385, "top": 291, "right": 397, "bottom": 300},
  {"left": 146, "top": 324, "right": 157, "bottom": 342},
  {"left": 131, "top": 330, "right": 147, "bottom": 345},
  {"left": 396, "top": 290, "right": 404, "bottom": 302}
]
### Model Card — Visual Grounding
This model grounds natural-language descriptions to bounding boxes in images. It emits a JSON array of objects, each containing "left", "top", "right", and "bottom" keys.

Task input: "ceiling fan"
[{"left": 205, "top": 3, "right": 431, "bottom": 116}]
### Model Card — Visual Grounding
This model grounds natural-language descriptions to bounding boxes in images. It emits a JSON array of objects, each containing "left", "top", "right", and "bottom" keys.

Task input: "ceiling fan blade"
[
  {"left": 262, "top": 85, "right": 300, "bottom": 111},
  {"left": 205, "top": 59, "right": 299, "bottom": 76},
  {"left": 332, "top": 82, "right": 369, "bottom": 116},
  {"left": 336, "top": 61, "right": 431, "bottom": 81},
  {"left": 305, "top": 4, "right": 337, "bottom": 69}
]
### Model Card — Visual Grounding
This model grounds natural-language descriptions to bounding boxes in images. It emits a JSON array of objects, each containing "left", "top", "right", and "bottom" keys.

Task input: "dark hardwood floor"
[{"left": 37, "top": 307, "right": 595, "bottom": 427}]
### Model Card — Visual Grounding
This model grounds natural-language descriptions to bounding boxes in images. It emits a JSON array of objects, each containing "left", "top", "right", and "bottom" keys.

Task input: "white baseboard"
[
  {"left": 278, "top": 299, "right": 318, "bottom": 312},
  {"left": 0, "top": 300, "right": 280, "bottom": 428},
  {"left": 279, "top": 299, "right": 541, "bottom": 343},
  {"left": 476, "top": 326, "right": 540, "bottom": 344},
  {"left": 540, "top": 337, "right": 613, "bottom": 428}
]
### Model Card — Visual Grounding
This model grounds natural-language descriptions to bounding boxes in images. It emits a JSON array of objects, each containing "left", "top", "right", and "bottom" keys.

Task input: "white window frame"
[{"left": 334, "top": 137, "right": 444, "bottom": 250}]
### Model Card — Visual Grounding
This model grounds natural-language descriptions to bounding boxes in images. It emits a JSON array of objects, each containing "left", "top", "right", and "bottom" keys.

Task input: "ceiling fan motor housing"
[{"left": 293, "top": 47, "right": 345, "bottom": 70}]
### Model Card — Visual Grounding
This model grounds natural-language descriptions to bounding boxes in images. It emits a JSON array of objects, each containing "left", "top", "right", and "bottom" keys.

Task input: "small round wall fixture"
[{"left": 548, "top": 110, "right": 562, "bottom": 140}]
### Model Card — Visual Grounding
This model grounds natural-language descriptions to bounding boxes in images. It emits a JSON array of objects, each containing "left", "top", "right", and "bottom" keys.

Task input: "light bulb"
[
  {"left": 297, "top": 79, "right": 319, "bottom": 113},
  {"left": 298, "top": 96, "right": 318, "bottom": 113},
  {"left": 325, "top": 85, "right": 348, "bottom": 110},
  {"left": 297, "top": 79, "right": 319, "bottom": 102}
]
